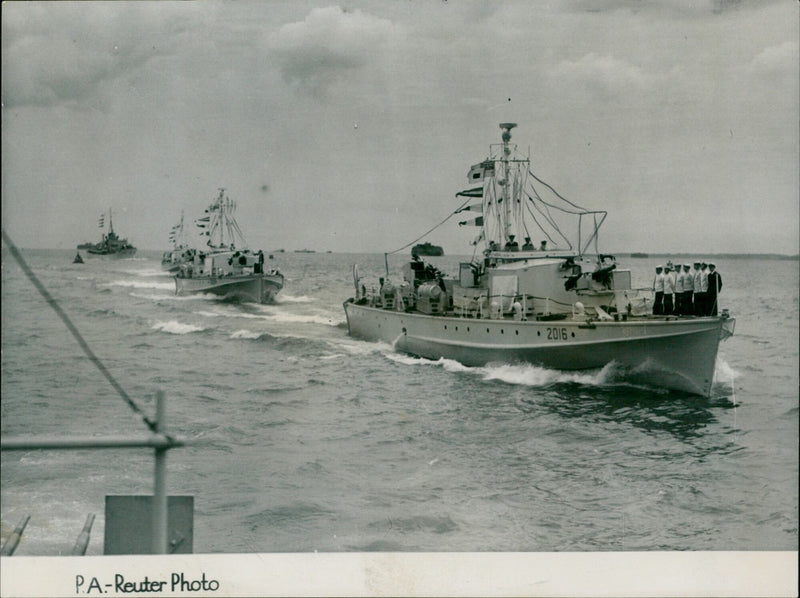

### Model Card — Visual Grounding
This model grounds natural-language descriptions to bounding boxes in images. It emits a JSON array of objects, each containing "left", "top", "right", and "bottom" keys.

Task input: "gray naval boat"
[
  {"left": 174, "top": 189, "right": 283, "bottom": 304},
  {"left": 343, "top": 124, "right": 735, "bottom": 396}
]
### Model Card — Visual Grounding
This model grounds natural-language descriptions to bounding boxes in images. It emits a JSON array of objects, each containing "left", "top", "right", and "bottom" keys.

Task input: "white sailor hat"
[{"left": 656, "top": 264, "right": 663, "bottom": 268}]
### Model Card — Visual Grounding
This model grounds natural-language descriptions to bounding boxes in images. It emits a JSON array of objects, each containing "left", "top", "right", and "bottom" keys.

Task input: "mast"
[
  {"left": 217, "top": 189, "right": 225, "bottom": 248},
  {"left": 499, "top": 123, "right": 516, "bottom": 244},
  {"left": 201, "top": 188, "right": 248, "bottom": 250}
]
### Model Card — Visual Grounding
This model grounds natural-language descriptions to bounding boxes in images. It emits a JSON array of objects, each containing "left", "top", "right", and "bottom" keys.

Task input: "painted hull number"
[{"left": 547, "top": 327, "right": 568, "bottom": 340}]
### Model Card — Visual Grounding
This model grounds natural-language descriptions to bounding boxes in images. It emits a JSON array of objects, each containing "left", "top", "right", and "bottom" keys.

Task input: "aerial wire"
[{"left": 2, "top": 229, "right": 160, "bottom": 434}]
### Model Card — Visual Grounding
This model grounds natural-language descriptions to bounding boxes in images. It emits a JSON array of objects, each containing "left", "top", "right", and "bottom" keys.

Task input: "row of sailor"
[{"left": 652, "top": 261, "right": 723, "bottom": 316}]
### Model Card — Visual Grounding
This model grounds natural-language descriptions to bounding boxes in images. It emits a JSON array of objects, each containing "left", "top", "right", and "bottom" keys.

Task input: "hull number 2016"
[{"left": 546, "top": 327, "right": 568, "bottom": 340}]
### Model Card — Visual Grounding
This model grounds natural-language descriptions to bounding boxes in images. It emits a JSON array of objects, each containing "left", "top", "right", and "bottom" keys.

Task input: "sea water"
[{"left": 1, "top": 249, "right": 797, "bottom": 555}]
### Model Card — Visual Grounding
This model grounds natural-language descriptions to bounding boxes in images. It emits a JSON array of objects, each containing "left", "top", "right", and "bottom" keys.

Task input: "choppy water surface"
[{"left": 1, "top": 249, "right": 797, "bottom": 554}]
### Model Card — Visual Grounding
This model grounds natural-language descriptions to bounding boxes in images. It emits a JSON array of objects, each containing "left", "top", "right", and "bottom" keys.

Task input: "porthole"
[
  {"left": 486, "top": 328, "right": 490, "bottom": 333},
  {"left": 537, "top": 331, "right": 541, "bottom": 336},
  {"left": 515, "top": 330, "right": 519, "bottom": 335},
  {"left": 571, "top": 332, "right": 575, "bottom": 337}
]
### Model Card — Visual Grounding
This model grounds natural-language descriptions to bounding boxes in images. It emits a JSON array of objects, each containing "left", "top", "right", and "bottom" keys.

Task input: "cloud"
[
  {"left": 748, "top": 41, "right": 799, "bottom": 75},
  {"left": 549, "top": 53, "right": 648, "bottom": 99},
  {"left": 1, "top": 3, "right": 187, "bottom": 109},
  {"left": 267, "top": 6, "right": 394, "bottom": 98}
]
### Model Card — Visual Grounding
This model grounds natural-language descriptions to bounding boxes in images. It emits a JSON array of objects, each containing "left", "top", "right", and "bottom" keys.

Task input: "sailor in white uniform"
[
  {"left": 681, "top": 264, "right": 693, "bottom": 316},
  {"left": 692, "top": 262, "right": 702, "bottom": 315},
  {"left": 662, "top": 264, "right": 675, "bottom": 315},
  {"left": 674, "top": 263, "right": 685, "bottom": 315}
]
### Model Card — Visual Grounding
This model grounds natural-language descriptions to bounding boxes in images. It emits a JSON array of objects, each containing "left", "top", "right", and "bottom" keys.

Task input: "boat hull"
[
  {"left": 343, "top": 301, "right": 733, "bottom": 396},
  {"left": 175, "top": 273, "right": 283, "bottom": 304},
  {"left": 85, "top": 248, "right": 137, "bottom": 258}
]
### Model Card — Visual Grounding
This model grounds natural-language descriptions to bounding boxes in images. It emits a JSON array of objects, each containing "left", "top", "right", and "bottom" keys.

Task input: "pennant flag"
[
  {"left": 456, "top": 186, "right": 483, "bottom": 198},
  {"left": 471, "top": 231, "right": 485, "bottom": 246},
  {"left": 467, "top": 160, "right": 495, "bottom": 183},
  {"left": 458, "top": 216, "right": 484, "bottom": 227},
  {"left": 98, "top": 214, "right": 105, "bottom": 228},
  {"left": 455, "top": 203, "right": 483, "bottom": 214}
]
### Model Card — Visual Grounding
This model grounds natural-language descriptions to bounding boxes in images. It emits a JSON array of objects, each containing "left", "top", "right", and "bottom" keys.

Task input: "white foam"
[
  {"left": 274, "top": 294, "right": 314, "bottom": 304},
  {"left": 481, "top": 362, "right": 614, "bottom": 387},
  {"left": 240, "top": 309, "right": 345, "bottom": 327},
  {"left": 152, "top": 320, "right": 206, "bottom": 334},
  {"left": 713, "top": 355, "right": 738, "bottom": 384},
  {"left": 383, "top": 352, "right": 615, "bottom": 388},
  {"left": 102, "top": 279, "right": 174, "bottom": 290},
  {"left": 122, "top": 268, "right": 168, "bottom": 277},
  {"left": 230, "top": 329, "right": 263, "bottom": 340},
  {"left": 334, "top": 339, "right": 394, "bottom": 356}
]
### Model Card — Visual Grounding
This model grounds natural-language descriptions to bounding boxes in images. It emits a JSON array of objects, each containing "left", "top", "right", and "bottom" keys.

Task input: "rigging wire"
[
  {"left": 528, "top": 170, "right": 591, "bottom": 212},
  {"left": 2, "top": 229, "right": 160, "bottom": 434},
  {"left": 386, "top": 196, "right": 475, "bottom": 256}
]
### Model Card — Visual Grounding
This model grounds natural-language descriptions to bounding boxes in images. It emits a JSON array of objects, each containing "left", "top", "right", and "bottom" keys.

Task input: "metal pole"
[
  {"left": 152, "top": 391, "right": 168, "bottom": 555},
  {"left": 1, "top": 436, "right": 180, "bottom": 450}
]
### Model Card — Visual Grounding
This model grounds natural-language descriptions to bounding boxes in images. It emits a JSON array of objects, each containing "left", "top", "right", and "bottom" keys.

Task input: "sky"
[{"left": 2, "top": 0, "right": 798, "bottom": 255}]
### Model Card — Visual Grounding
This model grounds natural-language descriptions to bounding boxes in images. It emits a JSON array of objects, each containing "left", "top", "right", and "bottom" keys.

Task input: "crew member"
[
  {"left": 699, "top": 262, "right": 709, "bottom": 315},
  {"left": 691, "top": 261, "right": 702, "bottom": 315},
  {"left": 652, "top": 265, "right": 664, "bottom": 315},
  {"left": 681, "top": 264, "right": 693, "bottom": 316},
  {"left": 662, "top": 264, "right": 675, "bottom": 315},
  {"left": 707, "top": 263, "right": 722, "bottom": 316},
  {"left": 504, "top": 235, "right": 519, "bottom": 251},
  {"left": 674, "top": 261, "right": 685, "bottom": 315}
]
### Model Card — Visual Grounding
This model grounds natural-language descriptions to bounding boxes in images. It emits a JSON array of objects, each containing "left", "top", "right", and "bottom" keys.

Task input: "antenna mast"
[{"left": 499, "top": 123, "right": 517, "bottom": 243}]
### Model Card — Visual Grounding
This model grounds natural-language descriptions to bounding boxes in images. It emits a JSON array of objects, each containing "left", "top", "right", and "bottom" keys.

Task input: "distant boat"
[
  {"left": 77, "top": 242, "right": 94, "bottom": 250},
  {"left": 294, "top": 249, "right": 316, "bottom": 253},
  {"left": 412, "top": 242, "right": 444, "bottom": 257},
  {"left": 82, "top": 209, "right": 136, "bottom": 258},
  {"left": 174, "top": 189, "right": 283, "bottom": 304},
  {"left": 630, "top": 252, "right": 649, "bottom": 258},
  {"left": 73, "top": 252, "right": 84, "bottom": 264},
  {"left": 343, "top": 123, "right": 735, "bottom": 397}
]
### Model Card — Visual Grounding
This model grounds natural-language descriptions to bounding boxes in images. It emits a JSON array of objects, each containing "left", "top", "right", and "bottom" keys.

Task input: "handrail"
[{"left": 1, "top": 392, "right": 185, "bottom": 555}]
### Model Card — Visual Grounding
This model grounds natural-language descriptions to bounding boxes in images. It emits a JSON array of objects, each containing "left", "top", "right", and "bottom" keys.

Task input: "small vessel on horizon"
[
  {"left": 411, "top": 241, "right": 444, "bottom": 257},
  {"left": 343, "top": 123, "right": 735, "bottom": 397},
  {"left": 81, "top": 209, "right": 137, "bottom": 258},
  {"left": 174, "top": 189, "right": 283, "bottom": 304}
]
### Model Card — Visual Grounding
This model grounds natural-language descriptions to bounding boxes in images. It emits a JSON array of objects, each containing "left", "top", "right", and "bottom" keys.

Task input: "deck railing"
[{"left": 1, "top": 391, "right": 184, "bottom": 555}]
